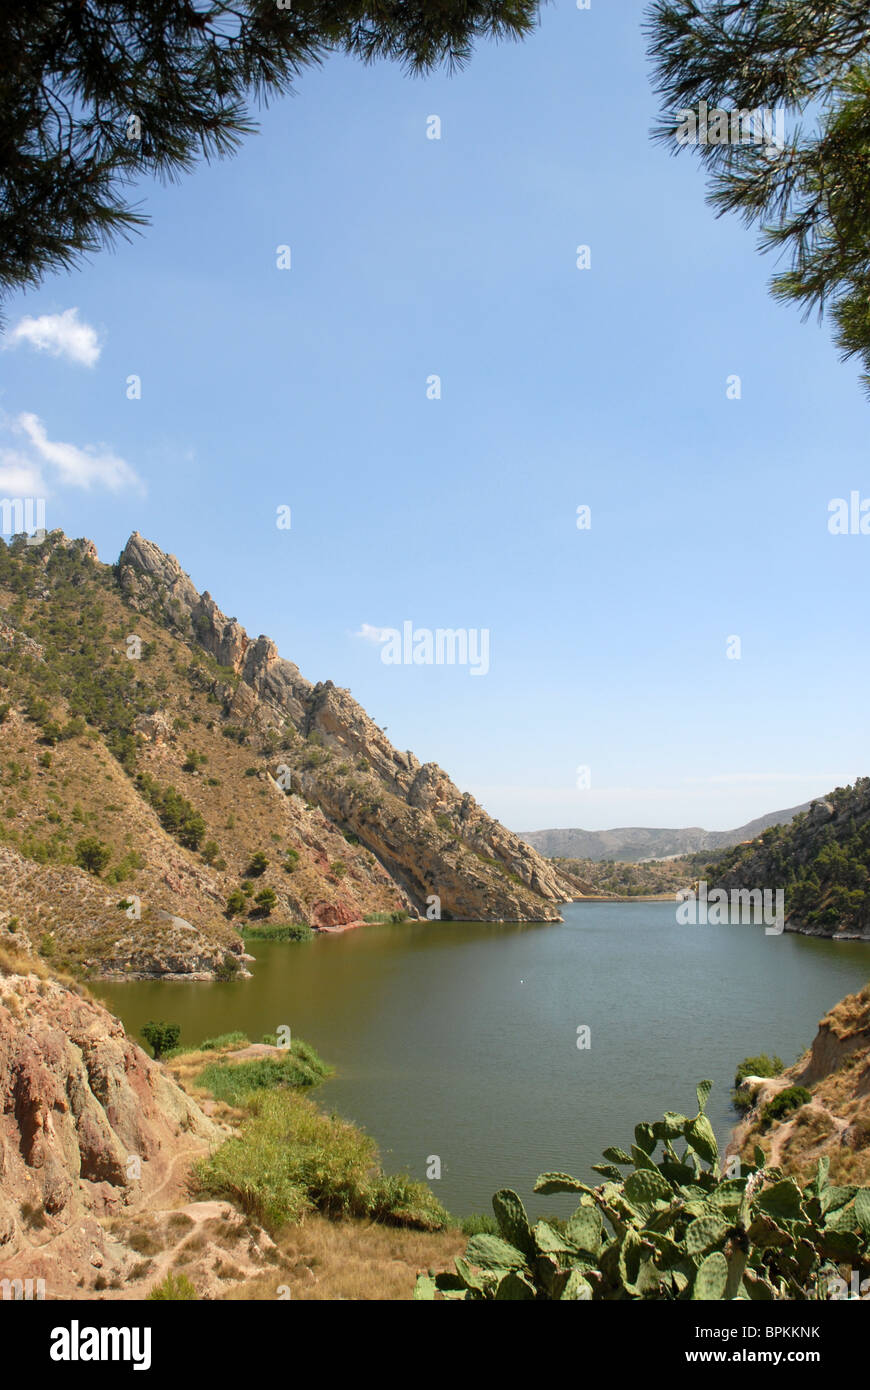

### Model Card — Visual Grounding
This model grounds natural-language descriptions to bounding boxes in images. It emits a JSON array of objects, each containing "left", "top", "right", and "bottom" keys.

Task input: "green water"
[{"left": 93, "top": 903, "right": 870, "bottom": 1218}]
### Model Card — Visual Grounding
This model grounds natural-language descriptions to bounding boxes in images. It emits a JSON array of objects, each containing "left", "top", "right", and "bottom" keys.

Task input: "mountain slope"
[
  {"left": 0, "top": 531, "right": 572, "bottom": 978},
  {"left": 522, "top": 801, "right": 814, "bottom": 862}
]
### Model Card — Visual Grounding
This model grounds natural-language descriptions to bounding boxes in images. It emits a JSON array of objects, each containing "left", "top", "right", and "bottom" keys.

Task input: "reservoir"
[{"left": 94, "top": 902, "right": 870, "bottom": 1218}]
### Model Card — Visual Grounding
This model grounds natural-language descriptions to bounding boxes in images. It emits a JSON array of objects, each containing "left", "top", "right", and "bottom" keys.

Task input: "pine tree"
[
  {"left": 646, "top": 0, "right": 870, "bottom": 391},
  {"left": 0, "top": 0, "right": 541, "bottom": 302}
]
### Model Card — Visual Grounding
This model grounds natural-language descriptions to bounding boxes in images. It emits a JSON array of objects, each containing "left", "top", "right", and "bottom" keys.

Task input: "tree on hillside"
[
  {"left": 141, "top": 1019, "right": 181, "bottom": 1059},
  {"left": 0, "top": 0, "right": 542, "bottom": 302},
  {"left": 646, "top": 0, "right": 870, "bottom": 391},
  {"left": 75, "top": 835, "right": 112, "bottom": 876}
]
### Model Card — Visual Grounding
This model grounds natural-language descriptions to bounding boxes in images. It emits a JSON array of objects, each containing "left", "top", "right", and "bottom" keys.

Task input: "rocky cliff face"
[
  {"left": 0, "top": 967, "right": 221, "bottom": 1293},
  {"left": 0, "top": 967, "right": 291, "bottom": 1299}
]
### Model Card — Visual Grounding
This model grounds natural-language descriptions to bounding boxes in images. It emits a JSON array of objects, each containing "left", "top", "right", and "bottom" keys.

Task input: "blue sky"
[{"left": 1, "top": 0, "right": 867, "bottom": 835}]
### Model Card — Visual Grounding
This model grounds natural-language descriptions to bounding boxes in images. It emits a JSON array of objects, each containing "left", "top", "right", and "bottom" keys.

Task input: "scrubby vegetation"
[
  {"left": 241, "top": 922, "right": 313, "bottom": 942},
  {"left": 194, "top": 1088, "right": 447, "bottom": 1233},
  {"left": 136, "top": 772, "right": 206, "bottom": 851},
  {"left": 147, "top": 1272, "right": 197, "bottom": 1301},
  {"left": 732, "top": 1055, "right": 785, "bottom": 1113},
  {"left": 761, "top": 1086, "right": 813, "bottom": 1131},
  {"left": 711, "top": 780, "right": 870, "bottom": 933},
  {"left": 195, "top": 1040, "right": 330, "bottom": 1105},
  {"left": 416, "top": 1082, "right": 870, "bottom": 1300}
]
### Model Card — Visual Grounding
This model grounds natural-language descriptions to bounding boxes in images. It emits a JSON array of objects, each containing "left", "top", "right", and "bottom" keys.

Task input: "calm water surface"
[{"left": 94, "top": 903, "right": 870, "bottom": 1217}]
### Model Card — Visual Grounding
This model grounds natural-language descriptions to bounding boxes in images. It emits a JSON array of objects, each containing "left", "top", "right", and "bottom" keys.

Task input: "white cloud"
[
  {"left": 0, "top": 412, "right": 143, "bottom": 497},
  {"left": 354, "top": 623, "right": 391, "bottom": 644},
  {"left": 4, "top": 308, "right": 102, "bottom": 367},
  {"left": 0, "top": 449, "right": 46, "bottom": 497}
]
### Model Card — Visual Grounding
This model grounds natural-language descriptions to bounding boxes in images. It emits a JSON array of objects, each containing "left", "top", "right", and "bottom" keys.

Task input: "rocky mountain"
[
  {"left": 729, "top": 985, "right": 870, "bottom": 1187},
  {"left": 521, "top": 802, "right": 814, "bottom": 862},
  {"left": 712, "top": 779, "right": 870, "bottom": 940},
  {"left": 0, "top": 531, "right": 573, "bottom": 979}
]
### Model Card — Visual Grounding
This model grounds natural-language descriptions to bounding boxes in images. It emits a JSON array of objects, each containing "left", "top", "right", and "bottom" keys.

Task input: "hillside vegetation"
[{"left": 712, "top": 780, "right": 870, "bottom": 940}]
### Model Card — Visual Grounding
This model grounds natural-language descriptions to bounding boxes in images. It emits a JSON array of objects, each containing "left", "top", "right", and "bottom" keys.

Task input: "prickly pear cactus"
[{"left": 414, "top": 1082, "right": 870, "bottom": 1302}]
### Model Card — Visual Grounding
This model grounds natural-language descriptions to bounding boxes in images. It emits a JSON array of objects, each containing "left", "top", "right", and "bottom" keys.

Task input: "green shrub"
[
  {"left": 196, "top": 1031, "right": 249, "bottom": 1052},
  {"left": 136, "top": 772, "right": 205, "bottom": 850},
  {"left": 215, "top": 953, "right": 240, "bottom": 981},
  {"left": 732, "top": 1054, "right": 785, "bottom": 1112},
  {"left": 141, "top": 1020, "right": 181, "bottom": 1060},
  {"left": 415, "top": 1082, "right": 870, "bottom": 1301},
  {"left": 734, "top": 1055, "right": 784, "bottom": 1088},
  {"left": 195, "top": 1041, "right": 331, "bottom": 1106},
  {"left": 74, "top": 835, "right": 112, "bottom": 875},
  {"left": 147, "top": 1272, "right": 197, "bottom": 1301},
  {"left": 253, "top": 886, "right": 277, "bottom": 915},
  {"left": 225, "top": 888, "right": 247, "bottom": 917},
  {"left": 241, "top": 921, "right": 313, "bottom": 942},
  {"left": 106, "top": 849, "right": 146, "bottom": 883},
  {"left": 246, "top": 851, "right": 269, "bottom": 876},
  {"left": 761, "top": 1086, "right": 813, "bottom": 1129}
]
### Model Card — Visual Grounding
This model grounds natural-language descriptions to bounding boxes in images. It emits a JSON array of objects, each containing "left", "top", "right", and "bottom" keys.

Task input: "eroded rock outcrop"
[{"left": 0, "top": 971, "right": 221, "bottom": 1292}]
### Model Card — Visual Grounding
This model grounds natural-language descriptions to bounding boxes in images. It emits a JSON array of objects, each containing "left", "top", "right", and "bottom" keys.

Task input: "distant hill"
[{"left": 521, "top": 802, "right": 814, "bottom": 862}]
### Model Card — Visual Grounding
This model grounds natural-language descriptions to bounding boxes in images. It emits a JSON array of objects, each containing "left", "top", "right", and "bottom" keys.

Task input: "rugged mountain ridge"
[
  {"left": 0, "top": 531, "right": 572, "bottom": 978},
  {"left": 522, "top": 802, "right": 814, "bottom": 862},
  {"left": 117, "top": 532, "right": 573, "bottom": 923}
]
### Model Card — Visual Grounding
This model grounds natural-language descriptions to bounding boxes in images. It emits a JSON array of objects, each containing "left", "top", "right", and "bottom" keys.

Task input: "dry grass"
[
  {"left": 218, "top": 1214, "right": 465, "bottom": 1301},
  {"left": 0, "top": 941, "right": 50, "bottom": 978}
]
